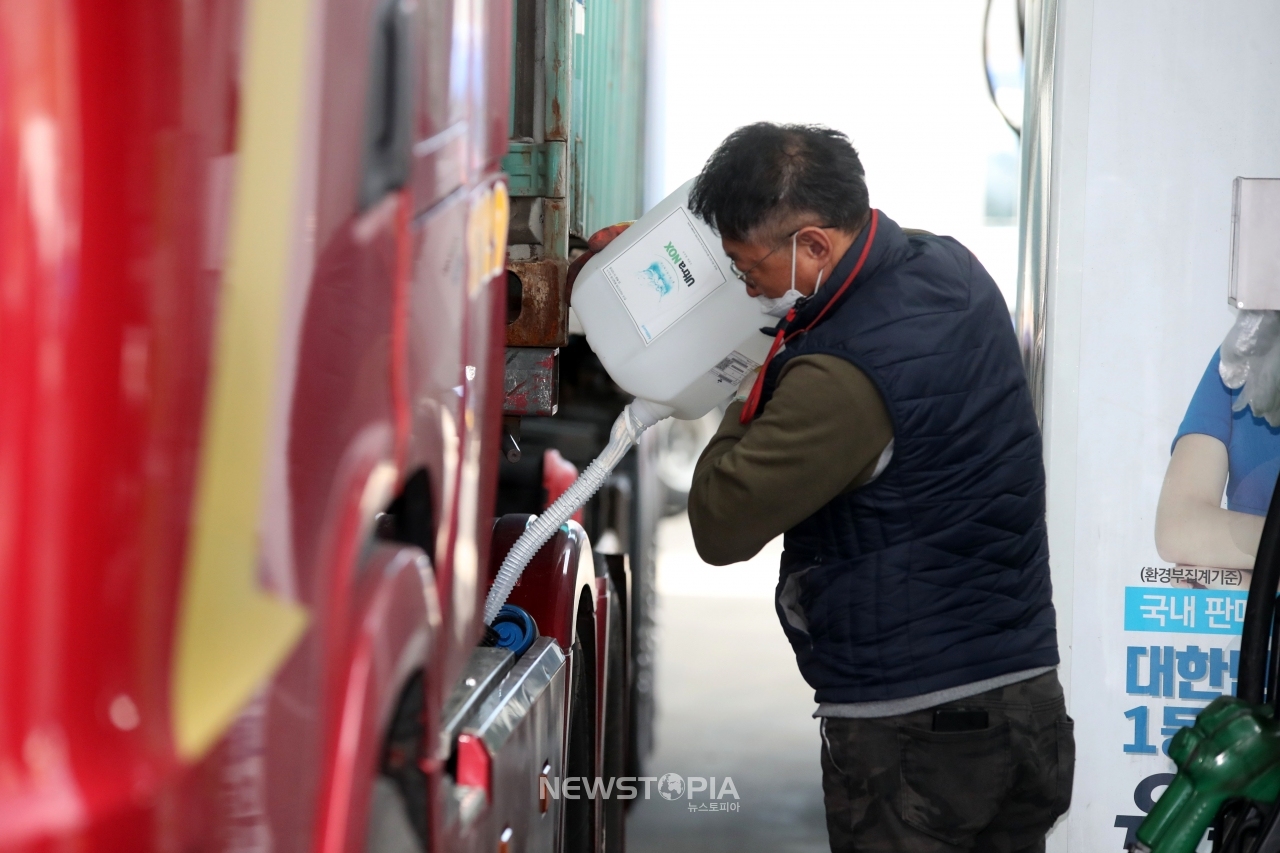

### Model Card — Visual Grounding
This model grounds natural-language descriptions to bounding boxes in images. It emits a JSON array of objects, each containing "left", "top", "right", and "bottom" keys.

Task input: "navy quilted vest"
[{"left": 759, "top": 212, "right": 1058, "bottom": 704}]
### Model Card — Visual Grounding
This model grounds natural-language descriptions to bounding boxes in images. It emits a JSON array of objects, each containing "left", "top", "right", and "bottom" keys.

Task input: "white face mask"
[{"left": 756, "top": 233, "right": 825, "bottom": 318}]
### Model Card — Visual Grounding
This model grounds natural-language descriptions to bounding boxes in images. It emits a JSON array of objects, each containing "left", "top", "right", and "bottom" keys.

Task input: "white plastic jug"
[
  {"left": 487, "top": 180, "right": 770, "bottom": 624},
  {"left": 570, "top": 179, "right": 772, "bottom": 420}
]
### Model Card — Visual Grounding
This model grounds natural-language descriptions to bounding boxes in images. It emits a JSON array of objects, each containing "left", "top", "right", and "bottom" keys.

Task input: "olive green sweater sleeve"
[{"left": 687, "top": 354, "right": 893, "bottom": 566}]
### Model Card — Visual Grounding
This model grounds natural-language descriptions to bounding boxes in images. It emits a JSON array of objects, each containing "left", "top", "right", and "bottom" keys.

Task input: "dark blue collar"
[{"left": 781, "top": 211, "right": 907, "bottom": 335}]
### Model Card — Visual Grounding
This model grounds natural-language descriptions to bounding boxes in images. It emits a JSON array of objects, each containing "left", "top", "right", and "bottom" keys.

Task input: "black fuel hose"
[
  {"left": 1268, "top": 605, "right": 1280, "bottom": 706},
  {"left": 1236, "top": 481, "right": 1280, "bottom": 704}
]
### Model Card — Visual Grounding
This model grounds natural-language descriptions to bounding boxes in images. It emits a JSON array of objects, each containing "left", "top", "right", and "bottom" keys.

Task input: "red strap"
[
  {"left": 739, "top": 313, "right": 793, "bottom": 424},
  {"left": 739, "top": 210, "right": 880, "bottom": 425}
]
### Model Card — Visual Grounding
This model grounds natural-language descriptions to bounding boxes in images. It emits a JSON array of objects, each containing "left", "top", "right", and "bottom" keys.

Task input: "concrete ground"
[{"left": 625, "top": 515, "right": 830, "bottom": 853}]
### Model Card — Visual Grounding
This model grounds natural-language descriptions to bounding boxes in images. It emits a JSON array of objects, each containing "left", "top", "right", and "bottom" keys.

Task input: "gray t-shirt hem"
[{"left": 813, "top": 666, "right": 1056, "bottom": 719}]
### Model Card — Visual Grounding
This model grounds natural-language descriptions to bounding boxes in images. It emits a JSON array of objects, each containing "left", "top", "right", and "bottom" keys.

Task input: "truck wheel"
[
  {"left": 601, "top": 585, "right": 627, "bottom": 852},
  {"left": 628, "top": 435, "right": 660, "bottom": 781},
  {"left": 562, "top": 595, "right": 598, "bottom": 852},
  {"left": 653, "top": 410, "right": 720, "bottom": 516},
  {"left": 366, "top": 777, "right": 424, "bottom": 853},
  {"left": 367, "top": 672, "right": 428, "bottom": 853}
]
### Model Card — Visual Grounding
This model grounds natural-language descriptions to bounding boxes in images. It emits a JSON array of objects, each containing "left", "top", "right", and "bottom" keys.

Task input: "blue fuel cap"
[{"left": 492, "top": 604, "right": 538, "bottom": 656}]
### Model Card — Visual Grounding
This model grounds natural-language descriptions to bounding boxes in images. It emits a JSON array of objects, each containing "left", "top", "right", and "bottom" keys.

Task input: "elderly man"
[{"left": 682, "top": 123, "right": 1073, "bottom": 853}]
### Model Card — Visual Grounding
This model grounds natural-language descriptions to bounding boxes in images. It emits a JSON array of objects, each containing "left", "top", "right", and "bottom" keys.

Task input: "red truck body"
[{"left": 0, "top": 1, "right": 628, "bottom": 850}]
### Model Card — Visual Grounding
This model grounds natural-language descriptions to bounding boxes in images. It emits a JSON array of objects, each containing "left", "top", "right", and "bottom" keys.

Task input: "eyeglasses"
[{"left": 728, "top": 225, "right": 836, "bottom": 284}]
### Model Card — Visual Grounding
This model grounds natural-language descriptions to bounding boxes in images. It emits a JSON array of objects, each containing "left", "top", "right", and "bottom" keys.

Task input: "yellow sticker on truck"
[{"left": 171, "top": 0, "right": 313, "bottom": 760}]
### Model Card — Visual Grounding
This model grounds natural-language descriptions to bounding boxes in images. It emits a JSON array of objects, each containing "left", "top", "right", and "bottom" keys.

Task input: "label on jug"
[
  {"left": 709, "top": 351, "right": 759, "bottom": 387},
  {"left": 600, "top": 207, "right": 728, "bottom": 345}
]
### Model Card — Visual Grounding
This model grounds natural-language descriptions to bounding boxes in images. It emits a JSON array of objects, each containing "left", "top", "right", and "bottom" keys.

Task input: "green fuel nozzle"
[{"left": 1134, "top": 697, "right": 1280, "bottom": 853}]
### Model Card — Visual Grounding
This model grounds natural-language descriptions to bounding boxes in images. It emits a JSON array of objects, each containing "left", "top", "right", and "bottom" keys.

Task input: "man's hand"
[{"left": 566, "top": 221, "right": 633, "bottom": 292}]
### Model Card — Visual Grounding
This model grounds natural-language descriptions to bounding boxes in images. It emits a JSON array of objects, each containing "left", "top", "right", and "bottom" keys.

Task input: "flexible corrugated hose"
[{"left": 483, "top": 399, "right": 671, "bottom": 625}]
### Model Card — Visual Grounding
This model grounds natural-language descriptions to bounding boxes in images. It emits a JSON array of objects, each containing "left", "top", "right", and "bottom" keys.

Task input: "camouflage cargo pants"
[{"left": 819, "top": 670, "right": 1075, "bottom": 853}]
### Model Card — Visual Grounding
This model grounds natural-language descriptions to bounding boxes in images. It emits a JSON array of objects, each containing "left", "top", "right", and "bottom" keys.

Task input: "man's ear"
[{"left": 797, "top": 227, "right": 833, "bottom": 262}]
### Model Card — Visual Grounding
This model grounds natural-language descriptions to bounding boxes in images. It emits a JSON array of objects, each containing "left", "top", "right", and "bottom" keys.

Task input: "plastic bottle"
[
  {"left": 570, "top": 179, "right": 772, "bottom": 419},
  {"left": 485, "top": 180, "right": 772, "bottom": 625}
]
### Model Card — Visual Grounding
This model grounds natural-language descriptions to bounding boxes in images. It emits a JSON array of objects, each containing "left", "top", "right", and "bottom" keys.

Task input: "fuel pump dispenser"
[
  {"left": 1134, "top": 179, "right": 1280, "bottom": 853},
  {"left": 1133, "top": 484, "right": 1280, "bottom": 853}
]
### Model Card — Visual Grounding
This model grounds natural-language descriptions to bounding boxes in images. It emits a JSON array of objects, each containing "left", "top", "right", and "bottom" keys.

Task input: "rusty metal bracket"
[
  {"left": 502, "top": 141, "right": 568, "bottom": 198},
  {"left": 506, "top": 258, "right": 568, "bottom": 347},
  {"left": 503, "top": 347, "right": 559, "bottom": 417}
]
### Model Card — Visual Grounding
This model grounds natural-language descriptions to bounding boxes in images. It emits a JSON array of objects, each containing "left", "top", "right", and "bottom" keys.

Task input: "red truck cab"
[{"left": 0, "top": 1, "right": 631, "bottom": 851}]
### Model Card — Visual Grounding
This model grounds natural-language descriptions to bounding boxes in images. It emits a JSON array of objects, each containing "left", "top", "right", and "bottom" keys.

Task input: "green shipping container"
[
  {"left": 506, "top": 0, "right": 648, "bottom": 259},
  {"left": 574, "top": 0, "right": 648, "bottom": 236}
]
